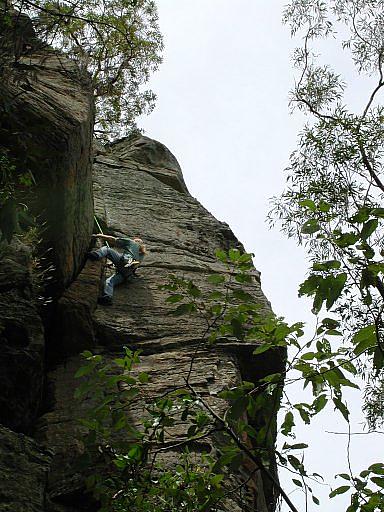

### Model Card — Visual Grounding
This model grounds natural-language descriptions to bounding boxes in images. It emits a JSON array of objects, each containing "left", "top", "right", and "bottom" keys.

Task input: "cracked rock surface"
[{"left": 38, "top": 135, "right": 279, "bottom": 512}]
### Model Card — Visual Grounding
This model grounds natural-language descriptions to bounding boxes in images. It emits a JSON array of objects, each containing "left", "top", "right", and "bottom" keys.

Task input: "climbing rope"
[{"left": 94, "top": 215, "right": 109, "bottom": 247}]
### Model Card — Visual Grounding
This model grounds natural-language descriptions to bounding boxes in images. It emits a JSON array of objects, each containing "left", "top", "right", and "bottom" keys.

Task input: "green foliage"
[
  {"left": 76, "top": 247, "right": 384, "bottom": 511},
  {"left": 270, "top": 0, "right": 384, "bottom": 435},
  {"left": 331, "top": 463, "right": 384, "bottom": 512},
  {"left": 267, "top": 1, "right": 384, "bottom": 509},
  {"left": 74, "top": 348, "right": 228, "bottom": 511},
  {"left": 0, "top": 148, "right": 35, "bottom": 243},
  {"left": 6, "top": 0, "right": 163, "bottom": 138}
]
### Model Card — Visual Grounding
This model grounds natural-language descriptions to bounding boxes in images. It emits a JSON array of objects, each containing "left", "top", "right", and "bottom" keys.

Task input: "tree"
[
  {"left": 1, "top": 0, "right": 163, "bottom": 138},
  {"left": 270, "top": 0, "right": 384, "bottom": 431}
]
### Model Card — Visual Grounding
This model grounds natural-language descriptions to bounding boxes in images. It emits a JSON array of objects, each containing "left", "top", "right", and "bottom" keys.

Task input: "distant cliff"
[{"left": 0, "top": 17, "right": 283, "bottom": 512}]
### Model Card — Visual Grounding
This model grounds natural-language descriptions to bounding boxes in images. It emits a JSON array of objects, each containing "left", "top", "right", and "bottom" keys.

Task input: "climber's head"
[{"left": 134, "top": 237, "right": 146, "bottom": 255}]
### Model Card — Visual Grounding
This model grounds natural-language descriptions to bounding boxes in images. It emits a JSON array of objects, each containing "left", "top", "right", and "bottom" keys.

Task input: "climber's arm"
[{"left": 92, "top": 233, "right": 117, "bottom": 245}]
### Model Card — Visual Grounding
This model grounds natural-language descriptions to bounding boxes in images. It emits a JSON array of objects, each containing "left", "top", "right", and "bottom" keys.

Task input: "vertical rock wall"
[
  {"left": 0, "top": 16, "right": 283, "bottom": 512},
  {"left": 39, "top": 135, "right": 284, "bottom": 511},
  {"left": 0, "top": 15, "right": 94, "bottom": 511},
  {"left": 0, "top": 13, "right": 94, "bottom": 291}
]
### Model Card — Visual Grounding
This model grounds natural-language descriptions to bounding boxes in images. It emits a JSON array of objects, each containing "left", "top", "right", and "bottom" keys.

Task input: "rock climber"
[{"left": 88, "top": 233, "right": 146, "bottom": 305}]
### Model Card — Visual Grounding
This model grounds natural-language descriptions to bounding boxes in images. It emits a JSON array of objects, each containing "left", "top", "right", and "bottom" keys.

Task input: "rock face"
[
  {"left": 0, "top": 241, "right": 45, "bottom": 433},
  {"left": 0, "top": 15, "right": 94, "bottom": 510},
  {"left": 0, "top": 13, "right": 94, "bottom": 292},
  {"left": 39, "top": 135, "right": 283, "bottom": 511},
  {"left": 0, "top": 425, "right": 52, "bottom": 512},
  {"left": 0, "top": 17, "right": 283, "bottom": 512}
]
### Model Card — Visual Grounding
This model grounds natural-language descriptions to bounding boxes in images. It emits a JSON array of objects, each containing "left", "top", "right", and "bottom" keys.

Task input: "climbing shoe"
[
  {"left": 98, "top": 294, "right": 113, "bottom": 306},
  {"left": 87, "top": 251, "right": 100, "bottom": 261}
]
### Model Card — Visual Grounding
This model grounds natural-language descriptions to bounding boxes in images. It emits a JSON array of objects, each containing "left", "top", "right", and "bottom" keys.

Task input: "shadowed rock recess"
[{"left": 0, "top": 18, "right": 283, "bottom": 512}]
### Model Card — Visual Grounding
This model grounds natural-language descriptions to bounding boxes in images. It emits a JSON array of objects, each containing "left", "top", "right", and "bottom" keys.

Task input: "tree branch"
[{"left": 185, "top": 381, "right": 300, "bottom": 512}]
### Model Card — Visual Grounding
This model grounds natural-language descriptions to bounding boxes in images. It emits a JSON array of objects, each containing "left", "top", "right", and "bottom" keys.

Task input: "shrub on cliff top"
[{"left": 2, "top": 0, "right": 163, "bottom": 139}]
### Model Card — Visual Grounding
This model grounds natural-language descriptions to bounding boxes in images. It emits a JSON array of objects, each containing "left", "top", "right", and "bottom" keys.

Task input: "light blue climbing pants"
[{"left": 95, "top": 246, "right": 125, "bottom": 298}]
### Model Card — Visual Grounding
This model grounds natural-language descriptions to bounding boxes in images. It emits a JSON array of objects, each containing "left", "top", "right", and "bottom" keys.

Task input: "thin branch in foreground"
[
  {"left": 325, "top": 430, "right": 384, "bottom": 435},
  {"left": 185, "top": 380, "right": 300, "bottom": 512}
]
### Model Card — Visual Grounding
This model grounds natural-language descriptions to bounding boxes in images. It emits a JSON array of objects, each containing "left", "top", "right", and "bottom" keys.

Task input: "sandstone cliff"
[{"left": 0, "top": 19, "right": 283, "bottom": 512}]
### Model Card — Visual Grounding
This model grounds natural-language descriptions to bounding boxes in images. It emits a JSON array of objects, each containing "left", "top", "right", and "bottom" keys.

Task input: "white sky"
[{"left": 139, "top": 2, "right": 383, "bottom": 511}]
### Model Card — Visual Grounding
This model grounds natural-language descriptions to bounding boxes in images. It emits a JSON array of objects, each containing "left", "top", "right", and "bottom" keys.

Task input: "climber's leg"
[
  {"left": 88, "top": 246, "right": 122, "bottom": 266},
  {"left": 98, "top": 272, "right": 125, "bottom": 305}
]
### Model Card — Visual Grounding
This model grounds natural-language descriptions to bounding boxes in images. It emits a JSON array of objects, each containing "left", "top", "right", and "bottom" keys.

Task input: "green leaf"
[
  {"left": 81, "top": 350, "right": 93, "bottom": 358},
  {"left": 292, "top": 478, "right": 303, "bottom": 487},
  {"left": 295, "top": 405, "right": 311, "bottom": 424},
  {"left": 166, "top": 294, "right": 184, "bottom": 303},
  {"left": 238, "top": 252, "right": 254, "bottom": 263},
  {"left": 262, "top": 372, "right": 282, "bottom": 383},
  {"left": 253, "top": 343, "right": 272, "bottom": 355},
  {"left": 299, "top": 275, "right": 322, "bottom": 297},
  {"left": 325, "top": 273, "right": 347, "bottom": 309},
  {"left": 215, "top": 249, "right": 228, "bottom": 262},
  {"left": 75, "top": 364, "right": 94, "bottom": 378},
  {"left": 229, "top": 396, "right": 249, "bottom": 420},
  {"left": 371, "top": 208, "right": 384, "bottom": 218},
  {"left": 353, "top": 324, "right": 376, "bottom": 344},
  {"left": 232, "top": 289, "right": 254, "bottom": 302},
  {"left": 128, "top": 444, "right": 143, "bottom": 461},
  {"left": 361, "top": 243, "right": 375, "bottom": 259},
  {"left": 114, "top": 358, "right": 126, "bottom": 367},
  {"left": 360, "top": 268, "right": 377, "bottom": 289},
  {"left": 370, "top": 477, "right": 384, "bottom": 488},
  {"left": 361, "top": 218, "right": 378, "bottom": 240},
  {"left": 369, "top": 463, "right": 384, "bottom": 475},
  {"left": 333, "top": 398, "right": 349, "bottom": 422},
  {"left": 337, "top": 473, "right": 351, "bottom": 481},
  {"left": 312, "top": 495, "right": 320, "bottom": 505},
  {"left": 235, "top": 273, "right": 253, "bottom": 283},
  {"left": 210, "top": 474, "right": 224, "bottom": 486},
  {"left": 329, "top": 485, "right": 350, "bottom": 498},
  {"left": 301, "top": 219, "right": 321, "bottom": 234},
  {"left": 373, "top": 346, "right": 384, "bottom": 372},
  {"left": 353, "top": 324, "right": 377, "bottom": 355},
  {"left": 318, "top": 200, "right": 331, "bottom": 212},
  {"left": 287, "top": 454, "right": 303, "bottom": 471},
  {"left": 350, "top": 207, "right": 371, "bottom": 223},
  {"left": 188, "top": 285, "right": 201, "bottom": 298},
  {"left": 208, "top": 274, "right": 226, "bottom": 285},
  {"left": 336, "top": 359, "right": 357, "bottom": 375},
  {"left": 138, "top": 372, "right": 149, "bottom": 383},
  {"left": 312, "top": 260, "right": 341, "bottom": 271},
  {"left": 284, "top": 443, "right": 308, "bottom": 450},
  {"left": 173, "top": 303, "right": 196, "bottom": 316},
  {"left": 312, "top": 394, "right": 328, "bottom": 414},
  {"left": 299, "top": 199, "right": 316, "bottom": 211},
  {"left": 229, "top": 248, "right": 241, "bottom": 261},
  {"left": 281, "top": 411, "right": 295, "bottom": 436},
  {"left": 321, "top": 317, "right": 340, "bottom": 329},
  {"left": 334, "top": 232, "right": 359, "bottom": 248},
  {"left": 301, "top": 351, "right": 316, "bottom": 360}
]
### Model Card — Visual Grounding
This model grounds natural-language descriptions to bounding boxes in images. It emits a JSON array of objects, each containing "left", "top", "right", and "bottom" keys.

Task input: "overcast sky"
[{"left": 139, "top": 2, "right": 382, "bottom": 510}]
